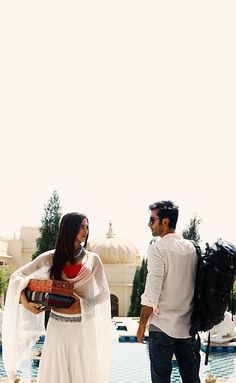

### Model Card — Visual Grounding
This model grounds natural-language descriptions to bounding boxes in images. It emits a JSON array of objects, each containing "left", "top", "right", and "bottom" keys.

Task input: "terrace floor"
[{"left": 0, "top": 317, "right": 236, "bottom": 382}]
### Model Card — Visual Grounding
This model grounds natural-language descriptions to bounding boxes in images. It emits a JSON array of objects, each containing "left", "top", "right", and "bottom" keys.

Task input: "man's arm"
[
  {"left": 136, "top": 244, "right": 164, "bottom": 342},
  {"left": 136, "top": 305, "right": 153, "bottom": 342}
]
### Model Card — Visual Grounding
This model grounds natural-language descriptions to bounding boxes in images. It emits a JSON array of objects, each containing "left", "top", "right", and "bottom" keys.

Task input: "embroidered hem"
[{"left": 50, "top": 311, "right": 82, "bottom": 323}]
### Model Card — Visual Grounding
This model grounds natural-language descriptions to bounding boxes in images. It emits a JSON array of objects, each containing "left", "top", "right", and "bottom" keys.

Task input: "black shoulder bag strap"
[{"left": 190, "top": 240, "right": 211, "bottom": 365}]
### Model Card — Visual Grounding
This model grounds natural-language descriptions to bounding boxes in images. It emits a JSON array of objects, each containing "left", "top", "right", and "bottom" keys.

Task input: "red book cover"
[{"left": 26, "top": 279, "right": 74, "bottom": 296}]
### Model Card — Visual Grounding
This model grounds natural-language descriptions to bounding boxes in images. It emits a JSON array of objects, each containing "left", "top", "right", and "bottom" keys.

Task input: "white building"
[
  {"left": 0, "top": 227, "right": 40, "bottom": 273},
  {"left": 89, "top": 223, "right": 141, "bottom": 316}
]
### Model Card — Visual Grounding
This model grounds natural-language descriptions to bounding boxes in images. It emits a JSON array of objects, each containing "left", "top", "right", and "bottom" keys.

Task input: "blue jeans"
[{"left": 148, "top": 331, "right": 200, "bottom": 383}]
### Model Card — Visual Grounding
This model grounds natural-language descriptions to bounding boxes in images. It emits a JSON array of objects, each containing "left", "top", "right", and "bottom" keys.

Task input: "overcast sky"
[{"left": 0, "top": 1, "right": 235, "bottom": 255}]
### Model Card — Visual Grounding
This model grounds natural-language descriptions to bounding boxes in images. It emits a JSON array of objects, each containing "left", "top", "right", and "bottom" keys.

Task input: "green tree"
[
  {"left": 128, "top": 258, "right": 148, "bottom": 316},
  {"left": 0, "top": 268, "right": 10, "bottom": 296},
  {"left": 182, "top": 215, "right": 201, "bottom": 242},
  {"left": 127, "top": 265, "right": 141, "bottom": 316},
  {"left": 32, "top": 191, "right": 62, "bottom": 260}
]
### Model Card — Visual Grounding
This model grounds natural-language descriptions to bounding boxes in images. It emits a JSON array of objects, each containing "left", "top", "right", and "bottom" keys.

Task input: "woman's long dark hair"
[{"left": 50, "top": 212, "right": 89, "bottom": 280}]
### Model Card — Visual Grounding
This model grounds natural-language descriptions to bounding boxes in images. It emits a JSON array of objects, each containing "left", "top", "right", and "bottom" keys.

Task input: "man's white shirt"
[{"left": 141, "top": 233, "right": 198, "bottom": 338}]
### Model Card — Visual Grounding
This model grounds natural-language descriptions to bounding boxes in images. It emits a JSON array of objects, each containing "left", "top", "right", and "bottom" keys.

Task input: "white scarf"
[{"left": 2, "top": 250, "right": 111, "bottom": 382}]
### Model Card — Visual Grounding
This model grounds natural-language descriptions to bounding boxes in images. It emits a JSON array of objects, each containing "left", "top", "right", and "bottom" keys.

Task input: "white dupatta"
[{"left": 2, "top": 250, "right": 111, "bottom": 382}]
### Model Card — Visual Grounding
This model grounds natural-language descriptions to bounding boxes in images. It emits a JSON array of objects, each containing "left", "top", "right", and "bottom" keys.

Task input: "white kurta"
[{"left": 2, "top": 250, "right": 111, "bottom": 383}]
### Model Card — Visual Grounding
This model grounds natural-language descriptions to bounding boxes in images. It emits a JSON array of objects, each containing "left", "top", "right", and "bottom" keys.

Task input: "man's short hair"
[{"left": 149, "top": 200, "right": 179, "bottom": 229}]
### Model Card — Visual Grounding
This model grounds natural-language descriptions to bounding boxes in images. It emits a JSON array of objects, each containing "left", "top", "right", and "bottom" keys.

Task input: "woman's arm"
[
  {"left": 53, "top": 293, "right": 81, "bottom": 314},
  {"left": 11, "top": 251, "right": 54, "bottom": 314},
  {"left": 20, "top": 290, "right": 47, "bottom": 315}
]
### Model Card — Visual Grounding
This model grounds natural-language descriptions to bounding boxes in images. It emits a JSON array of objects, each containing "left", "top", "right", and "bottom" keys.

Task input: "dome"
[{"left": 88, "top": 223, "right": 141, "bottom": 264}]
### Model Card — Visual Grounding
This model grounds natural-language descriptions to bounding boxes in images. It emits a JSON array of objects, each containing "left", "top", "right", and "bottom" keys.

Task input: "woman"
[{"left": 2, "top": 212, "right": 111, "bottom": 383}]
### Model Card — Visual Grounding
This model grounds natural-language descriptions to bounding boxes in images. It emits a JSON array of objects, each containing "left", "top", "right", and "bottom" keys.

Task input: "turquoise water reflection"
[{"left": 1, "top": 337, "right": 236, "bottom": 382}]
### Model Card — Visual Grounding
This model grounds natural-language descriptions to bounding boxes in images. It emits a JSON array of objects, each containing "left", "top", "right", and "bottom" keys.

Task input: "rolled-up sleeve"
[{"left": 141, "top": 243, "right": 165, "bottom": 311}]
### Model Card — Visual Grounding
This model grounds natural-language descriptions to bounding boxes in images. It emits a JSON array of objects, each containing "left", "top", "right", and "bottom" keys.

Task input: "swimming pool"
[{"left": 1, "top": 329, "right": 236, "bottom": 382}]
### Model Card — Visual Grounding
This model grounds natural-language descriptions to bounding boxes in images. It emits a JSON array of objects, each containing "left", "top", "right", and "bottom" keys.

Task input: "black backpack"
[{"left": 190, "top": 238, "right": 236, "bottom": 338}]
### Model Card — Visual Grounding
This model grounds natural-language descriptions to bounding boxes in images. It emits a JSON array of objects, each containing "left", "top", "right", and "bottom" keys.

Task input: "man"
[{"left": 137, "top": 200, "right": 200, "bottom": 383}]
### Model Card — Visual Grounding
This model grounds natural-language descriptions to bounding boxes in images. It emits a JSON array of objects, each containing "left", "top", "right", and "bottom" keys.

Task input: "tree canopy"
[
  {"left": 0, "top": 268, "right": 10, "bottom": 296},
  {"left": 128, "top": 258, "right": 147, "bottom": 316},
  {"left": 182, "top": 215, "right": 201, "bottom": 242},
  {"left": 32, "top": 191, "right": 62, "bottom": 260}
]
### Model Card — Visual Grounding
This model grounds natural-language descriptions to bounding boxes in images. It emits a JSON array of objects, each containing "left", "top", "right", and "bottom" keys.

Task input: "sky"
[{"left": 0, "top": 1, "right": 235, "bottom": 256}]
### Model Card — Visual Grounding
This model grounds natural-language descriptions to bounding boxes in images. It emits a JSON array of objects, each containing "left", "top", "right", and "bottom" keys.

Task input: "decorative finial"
[
  {"left": 205, "top": 373, "right": 216, "bottom": 383},
  {"left": 106, "top": 221, "right": 116, "bottom": 238}
]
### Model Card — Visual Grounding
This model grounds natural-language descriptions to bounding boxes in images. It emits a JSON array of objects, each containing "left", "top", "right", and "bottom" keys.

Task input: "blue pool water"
[{"left": 1, "top": 334, "right": 236, "bottom": 382}]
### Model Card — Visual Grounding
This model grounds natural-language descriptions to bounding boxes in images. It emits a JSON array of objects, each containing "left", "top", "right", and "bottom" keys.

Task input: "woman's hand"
[
  {"left": 27, "top": 302, "right": 48, "bottom": 315},
  {"left": 20, "top": 290, "right": 47, "bottom": 315},
  {"left": 53, "top": 292, "right": 81, "bottom": 314},
  {"left": 67, "top": 294, "right": 81, "bottom": 313}
]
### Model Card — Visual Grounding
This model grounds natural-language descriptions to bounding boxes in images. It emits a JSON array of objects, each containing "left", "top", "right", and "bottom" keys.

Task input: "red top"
[{"left": 63, "top": 264, "right": 83, "bottom": 278}]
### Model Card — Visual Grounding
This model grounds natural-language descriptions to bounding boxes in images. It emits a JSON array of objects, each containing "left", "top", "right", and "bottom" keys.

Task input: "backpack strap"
[
  {"left": 190, "top": 240, "right": 202, "bottom": 260},
  {"left": 205, "top": 331, "right": 211, "bottom": 365},
  {"left": 190, "top": 240, "right": 211, "bottom": 364}
]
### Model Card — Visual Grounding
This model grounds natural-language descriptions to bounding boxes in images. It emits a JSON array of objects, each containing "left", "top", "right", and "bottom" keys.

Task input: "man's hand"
[
  {"left": 137, "top": 324, "right": 146, "bottom": 342},
  {"left": 136, "top": 305, "right": 154, "bottom": 342}
]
